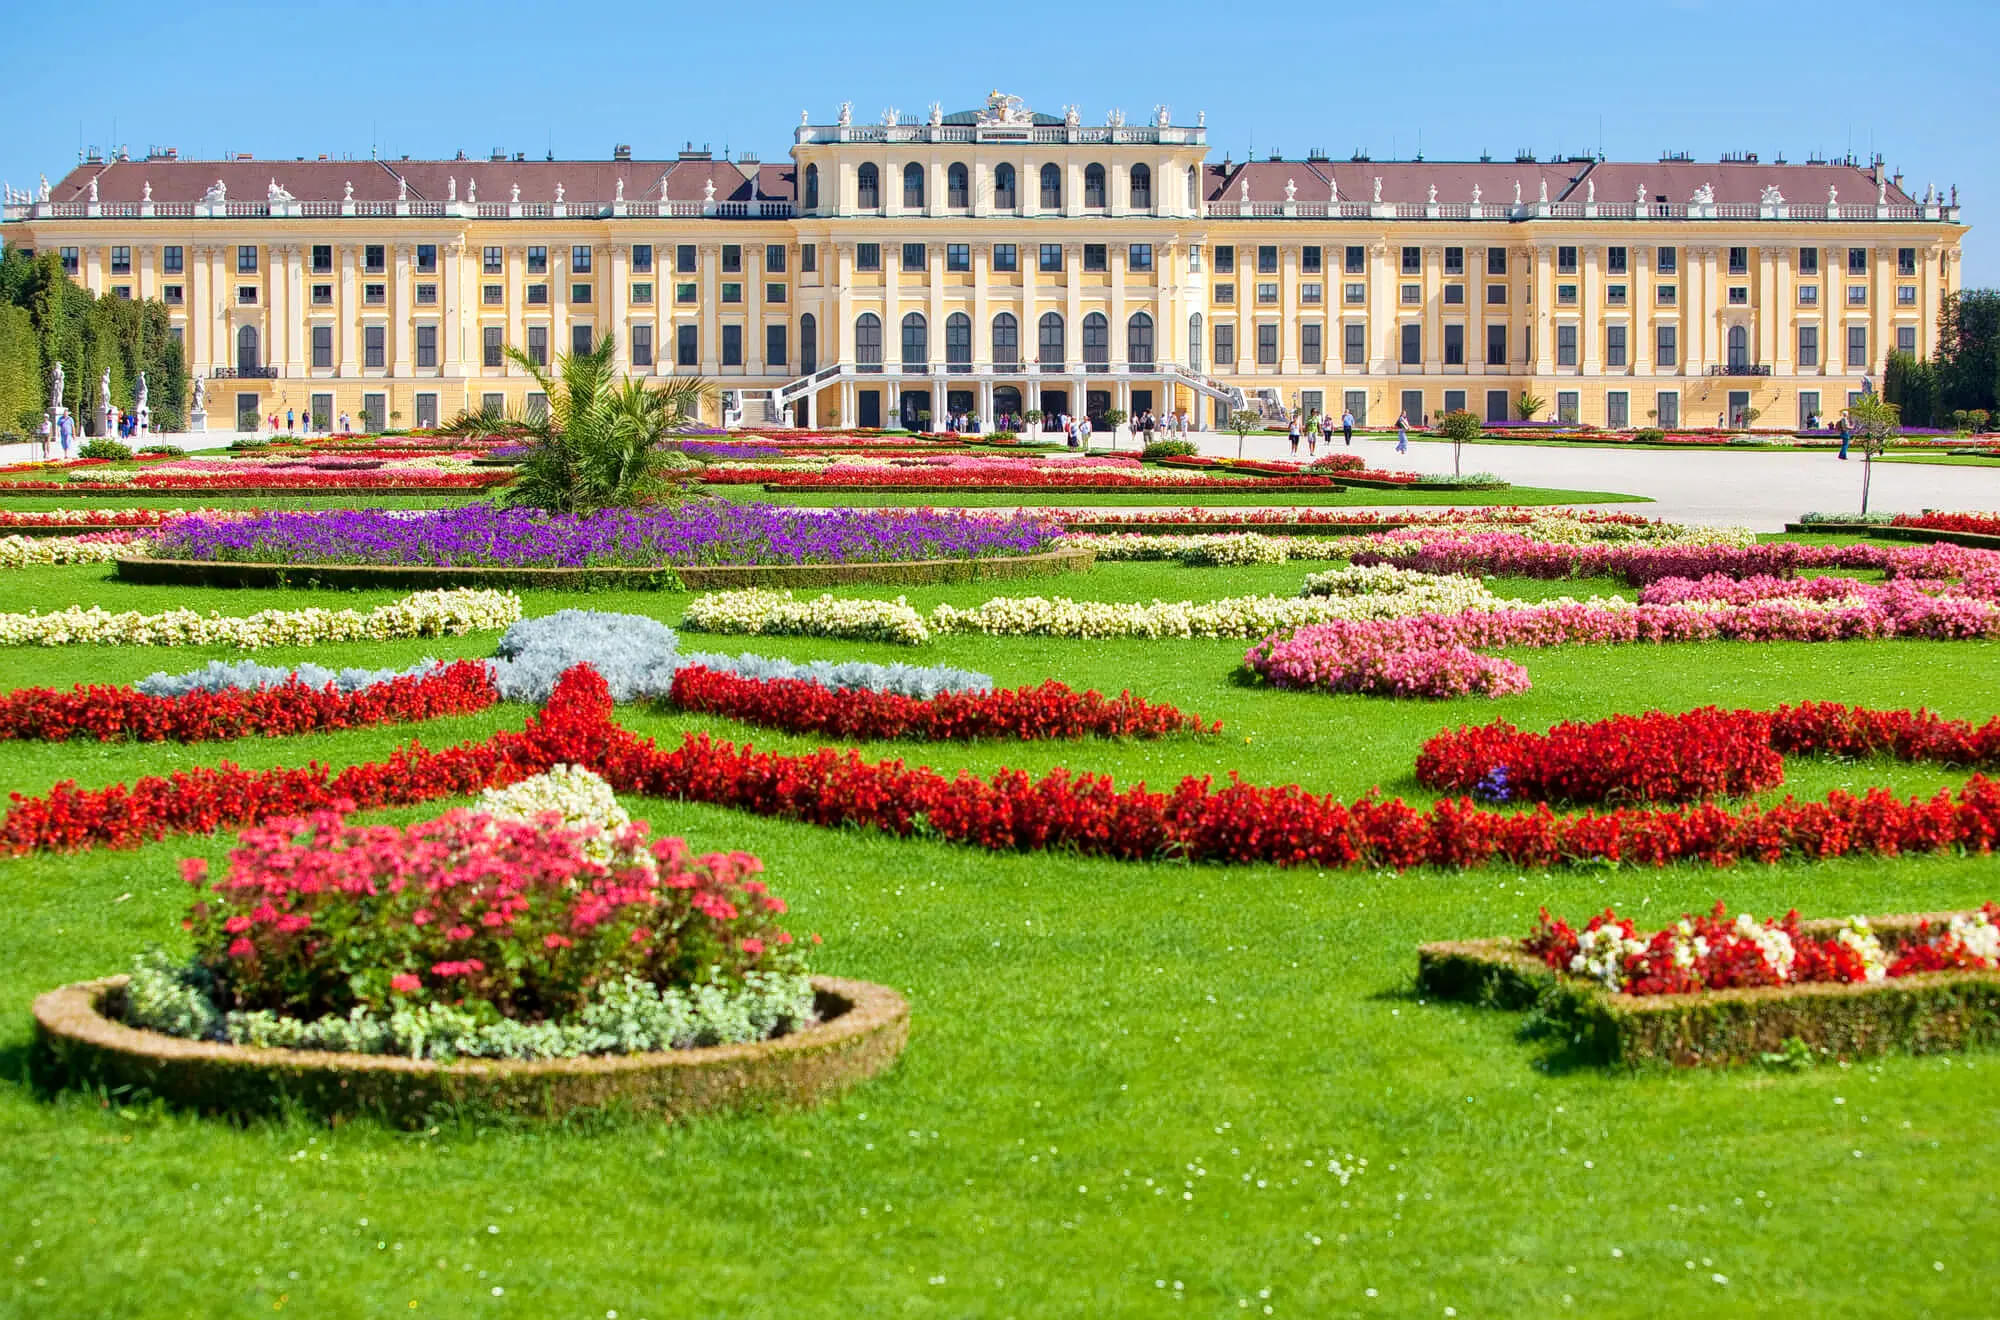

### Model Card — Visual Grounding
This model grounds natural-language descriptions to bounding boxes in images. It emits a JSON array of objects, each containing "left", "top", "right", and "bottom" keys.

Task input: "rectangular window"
[
  {"left": 722, "top": 324, "right": 742, "bottom": 367},
  {"left": 1344, "top": 323, "right": 1365, "bottom": 365},
  {"left": 524, "top": 393, "right": 548, "bottom": 424},
  {"left": 483, "top": 326, "right": 504, "bottom": 367},
  {"left": 1897, "top": 284, "right": 1917, "bottom": 306},
  {"left": 1728, "top": 246, "right": 1748, "bottom": 275},
  {"left": 631, "top": 325, "right": 654, "bottom": 367},
  {"left": 1656, "top": 325, "right": 1678, "bottom": 367},
  {"left": 1486, "top": 283, "right": 1507, "bottom": 305},
  {"left": 1301, "top": 283, "right": 1322, "bottom": 304},
  {"left": 1257, "top": 245, "right": 1278, "bottom": 274},
  {"left": 112, "top": 286, "right": 131, "bottom": 300},
  {"left": 1847, "top": 285, "right": 1868, "bottom": 306},
  {"left": 1443, "top": 389, "right": 1466, "bottom": 415},
  {"left": 800, "top": 244, "right": 817, "bottom": 273},
  {"left": 1557, "top": 391, "right": 1580, "bottom": 424},
  {"left": 163, "top": 284, "right": 183, "bottom": 305},
  {"left": 1083, "top": 244, "right": 1107, "bottom": 272},
  {"left": 1556, "top": 324, "right": 1577, "bottom": 366},
  {"left": 572, "top": 283, "right": 593, "bottom": 304},
  {"left": 1443, "top": 284, "right": 1464, "bottom": 306},
  {"left": 1798, "top": 325, "right": 1819, "bottom": 366},
  {"left": 946, "top": 243, "right": 970, "bottom": 271},
  {"left": 631, "top": 281, "right": 653, "bottom": 304},
  {"left": 992, "top": 244, "right": 1017, "bottom": 272},
  {"left": 857, "top": 244, "right": 883, "bottom": 272},
  {"left": 676, "top": 323, "right": 697, "bottom": 367},
  {"left": 59, "top": 247, "right": 78, "bottom": 275},
  {"left": 1486, "top": 248, "right": 1506, "bottom": 277},
  {"left": 1301, "top": 324, "right": 1322, "bottom": 365},
  {"left": 1607, "top": 390, "right": 1629, "bottom": 427},
  {"left": 1607, "top": 246, "right": 1628, "bottom": 275},
  {"left": 1400, "top": 323, "right": 1421, "bottom": 365},
  {"left": 1486, "top": 324, "right": 1507, "bottom": 366},
  {"left": 363, "top": 325, "right": 385, "bottom": 368},
  {"left": 365, "top": 245, "right": 387, "bottom": 274},
  {"left": 110, "top": 246, "right": 131, "bottom": 274},
  {"left": 482, "top": 284, "right": 503, "bottom": 307},
  {"left": 1302, "top": 246, "right": 1322, "bottom": 273},
  {"left": 1444, "top": 246, "right": 1464, "bottom": 275},
  {"left": 362, "top": 393, "right": 386, "bottom": 432},
  {"left": 482, "top": 246, "right": 501, "bottom": 274},
  {"left": 1606, "top": 284, "right": 1627, "bottom": 306},
  {"left": 415, "top": 283, "right": 437, "bottom": 305},
  {"left": 1656, "top": 391, "right": 1680, "bottom": 428},
  {"left": 1345, "top": 245, "right": 1365, "bottom": 274},
  {"left": 1214, "top": 245, "right": 1234, "bottom": 273},
  {"left": 416, "top": 325, "right": 437, "bottom": 368},
  {"left": 1212, "top": 284, "right": 1234, "bottom": 305},
  {"left": 1798, "top": 247, "right": 1819, "bottom": 275},
  {"left": 766, "top": 324, "right": 787, "bottom": 367},
  {"left": 1402, "top": 390, "right": 1426, "bottom": 423},
  {"left": 1443, "top": 324, "right": 1464, "bottom": 365},
  {"left": 1345, "top": 282, "right": 1366, "bottom": 304},
  {"left": 1606, "top": 325, "right": 1627, "bottom": 367},
  {"left": 1401, "top": 283, "right": 1421, "bottom": 304},
  {"left": 1213, "top": 323, "right": 1235, "bottom": 365},
  {"left": 1657, "top": 284, "right": 1677, "bottom": 306},
  {"left": 1129, "top": 243, "right": 1153, "bottom": 272},
  {"left": 721, "top": 245, "right": 741, "bottom": 273},
  {"left": 312, "top": 326, "right": 333, "bottom": 369},
  {"left": 632, "top": 244, "right": 653, "bottom": 274},
  {"left": 1848, "top": 247, "right": 1868, "bottom": 275},
  {"left": 527, "top": 326, "right": 548, "bottom": 365},
  {"left": 676, "top": 245, "right": 697, "bottom": 273},
  {"left": 1556, "top": 284, "right": 1578, "bottom": 306},
  {"left": 1799, "top": 285, "right": 1820, "bottom": 306},
  {"left": 526, "top": 246, "right": 547, "bottom": 274},
  {"left": 762, "top": 244, "right": 785, "bottom": 274},
  {"left": 1401, "top": 246, "right": 1421, "bottom": 274},
  {"left": 1728, "top": 286, "right": 1749, "bottom": 305},
  {"left": 237, "top": 245, "right": 258, "bottom": 273},
  {"left": 1256, "top": 323, "right": 1278, "bottom": 365},
  {"left": 675, "top": 282, "right": 697, "bottom": 304},
  {"left": 1656, "top": 246, "right": 1678, "bottom": 275},
  {"left": 1847, "top": 325, "right": 1868, "bottom": 366},
  {"left": 480, "top": 393, "right": 504, "bottom": 418},
  {"left": 766, "top": 283, "right": 786, "bottom": 304},
  {"left": 416, "top": 244, "right": 437, "bottom": 273},
  {"left": 1898, "top": 326, "right": 1917, "bottom": 355},
  {"left": 236, "top": 284, "right": 258, "bottom": 305},
  {"left": 721, "top": 282, "right": 742, "bottom": 303},
  {"left": 1257, "top": 283, "right": 1278, "bottom": 304},
  {"left": 164, "top": 245, "right": 184, "bottom": 274},
  {"left": 1040, "top": 244, "right": 1063, "bottom": 273},
  {"left": 902, "top": 242, "right": 926, "bottom": 271},
  {"left": 1799, "top": 390, "right": 1821, "bottom": 428},
  {"left": 1557, "top": 246, "right": 1577, "bottom": 274},
  {"left": 570, "top": 326, "right": 597, "bottom": 359},
  {"left": 1898, "top": 247, "right": 1917, "bottom": 276},
  {"left": 313, "top": 283, "right": 333, "bottom": 306}
]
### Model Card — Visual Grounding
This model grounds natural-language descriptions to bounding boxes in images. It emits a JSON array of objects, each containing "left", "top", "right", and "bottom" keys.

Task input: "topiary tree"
[
  {"left": 1848, "top": 393, "right": 1901, "bottom": 516},
  {"left": 1100, "top": 407, "right": 1127, "bottom": 449},
  {"left": 1515, "top": 390, "right": 1546, "bottom": 422},
  {"left": 1436, "top": 409, "right": 1481, "bottom": 476},
  {"left": 1226, "top": 408, "right": 1262, "bottom": 459},
  {"left": 1022, "top": 408, "right": 1044, "bottom": 434}
]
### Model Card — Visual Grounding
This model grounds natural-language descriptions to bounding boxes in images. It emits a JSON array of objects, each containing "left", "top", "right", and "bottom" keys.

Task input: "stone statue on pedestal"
[{"left": 49, "top": 361, "right": 64, "bottom": 414}]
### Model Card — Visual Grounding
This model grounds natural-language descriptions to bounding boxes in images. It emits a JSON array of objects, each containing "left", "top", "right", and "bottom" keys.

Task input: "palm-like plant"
[{"left": 440, "top": 336, "right": 712, "bottom": 515}]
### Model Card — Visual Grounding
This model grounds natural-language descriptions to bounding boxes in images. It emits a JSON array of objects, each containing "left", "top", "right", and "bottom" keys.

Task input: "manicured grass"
[
  {"left": 705, "top": 484, "right": 1649, "bottom": 508},
  {"left": 1878, "top": 452, "right": 2000, "bottom": 467},
  {"left": 0, "top": 555, "right": 1995, "bottom": 1315}
]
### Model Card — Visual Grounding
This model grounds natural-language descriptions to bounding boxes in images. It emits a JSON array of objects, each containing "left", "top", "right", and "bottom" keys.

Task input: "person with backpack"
[
  {"left": 1837, "top": 414, "right": 1852, "bottom": 460},
  {"left": 1395, "top": 410, "right": 1410, "bottom": 454}
]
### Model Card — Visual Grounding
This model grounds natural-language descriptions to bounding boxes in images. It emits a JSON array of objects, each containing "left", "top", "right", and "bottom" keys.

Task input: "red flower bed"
[
  {"left": 11, "top": 666, "right": 2000, "bottom": 875},
  {"left": 666, "top": 667, "right": 1219, "bottom": 742},
  {"left": 0, "top": 661, "right": 499, "bottom": 744},
  {"left": 0, "top": 508, "right": 183, "bottom": 530},
  {"left": 1420, "top": 702, "right": 2000, "bottom": 805},
  {"left": 1894, "top": 512, "right": 2000, "bottom": 537},
  {"left": 707, "top": 467, "right": 1336, "bottom": 491},
  {"left": 0, "top": 472, "right": 509, "bottom": 493}
]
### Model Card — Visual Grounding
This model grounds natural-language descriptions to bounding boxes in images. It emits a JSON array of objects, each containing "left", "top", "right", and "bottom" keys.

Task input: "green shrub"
[
  {"left": 78, "top": 438, "right": 133, "bottom": 461},
  {"left": 1634, "top": 428, "right": 1666, "bottom": 443},
  {"left": 1142, "top": 438, "right": 1199, "bottom": 459},
  {"left": 138, "top": 443, "right": 186, "bottom": 457}
]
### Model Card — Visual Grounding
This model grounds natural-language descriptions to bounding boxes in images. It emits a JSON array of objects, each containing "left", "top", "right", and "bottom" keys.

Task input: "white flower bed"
[
  {"left": 0, "top": 588, "right": 521, "bottom": 649},
  {"left": 681, "top": 589, "right": 933, "bottom": 645},
  {"left": 0, "top": 534, "right": 148, "bottom": 568},
  {"left": 477, "top": 765, "right": 644, "bottom": 872}
]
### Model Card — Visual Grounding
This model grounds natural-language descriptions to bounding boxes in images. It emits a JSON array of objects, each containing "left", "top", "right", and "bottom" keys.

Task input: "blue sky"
[{"left": 6, "top": 0, "right": 1996, "bottom": 282}]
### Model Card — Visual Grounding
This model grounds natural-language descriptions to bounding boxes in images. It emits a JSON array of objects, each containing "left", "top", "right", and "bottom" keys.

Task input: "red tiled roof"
[
  {"left": 1577, "top": 161, "right": 1912, "bottom": 206},
  {"left": 1206, "top": 159, "right": 1586, "bottom": 206},
  {"left": 45, "top": 157, "right": 790, "bottom": 205}
]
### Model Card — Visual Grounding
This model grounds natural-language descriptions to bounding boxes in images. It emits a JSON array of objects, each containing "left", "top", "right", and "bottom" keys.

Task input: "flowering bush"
[
  {"left": 1893, "top": 511, "right": 2000, "bottom": 537},
  {"left": 0, "top": 532, "right": 148, "bottom": 567},
  {"left": 1522, "top": 902, "right": 1999, "bottom": 996},
  {"left": 667, "top": 667, "right": 1218, "bottom": 741},
  {"left": 1262, "top": 642, "right": 1531, "bottom": 699},
  {"left": 0, "top": 659, "right": 497, "bottom": 744},
  {"left": 0, "top": 589, "right": 521, "bottom": 649}
]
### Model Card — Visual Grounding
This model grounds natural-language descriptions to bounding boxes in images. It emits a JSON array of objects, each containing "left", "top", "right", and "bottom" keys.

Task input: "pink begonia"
[{"left": 389, "top": 973, "right": 422, "bottom": 993}]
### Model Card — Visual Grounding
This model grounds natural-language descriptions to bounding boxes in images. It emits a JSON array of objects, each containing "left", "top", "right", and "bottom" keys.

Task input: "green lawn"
[{"left": 0, "top": 555, "right": 1994, "bottom": 1316}]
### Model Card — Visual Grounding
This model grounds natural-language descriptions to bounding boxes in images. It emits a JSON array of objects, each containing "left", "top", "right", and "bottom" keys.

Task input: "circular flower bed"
[{"left": 33, "top": 766, "right": 907, "bottom": 1123}]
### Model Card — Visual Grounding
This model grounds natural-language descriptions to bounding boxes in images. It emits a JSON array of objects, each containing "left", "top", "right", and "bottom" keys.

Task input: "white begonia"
[
  {"left": 1943, "top": 909, "right": 1999, "bottom": 963},
  {"left": 1735, "top": 913, "right": 1799, "bottom": 982},
  {"left": 682, "top": 590, "right": 931, "bottom": 645},
  {"left": 0, "top": 588, "right": 520, "bottom": 649},
  {"left": 477, "top": 765, "right": 646, "bottom": 873},
  {"left": 0, "top": 533, "right": 149, "bottom": 568},
  {"left": 1570, "top": 925, "right": 1648, "bottom": 992},
  {"left": 1836, "top": 917, "right": 1889, "bottom": 982}
]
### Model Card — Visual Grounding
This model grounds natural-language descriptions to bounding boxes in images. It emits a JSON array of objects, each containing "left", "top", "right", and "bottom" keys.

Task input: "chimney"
[{"left": 613, "top": 144, "right": 633, "bottom": 161}]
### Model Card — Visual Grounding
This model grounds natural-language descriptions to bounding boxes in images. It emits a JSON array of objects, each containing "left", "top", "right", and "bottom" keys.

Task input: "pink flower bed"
[
  {"left": 1260, "top": 639, "right": 1531, "bottom": 699},
  {"left": 1351, "top": 532, "right": 1893, "bottom": 585}
]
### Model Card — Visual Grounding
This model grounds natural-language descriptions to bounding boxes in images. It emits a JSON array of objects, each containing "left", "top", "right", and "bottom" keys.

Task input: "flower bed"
[
  {"left": 1895, "top": 512, "right": 2000, "bottom": 537},
  {"left": 0, "top": 473, "right": 510, "bottom": 495},
  {"left": 14, "top": 665, "right": 2000, "bottom": 878},
  {"left": 0, "top": 508, "right": 185, "bottom": 533},
  {"left": 0, "top": 589, "right": 520, "bottom": 649},
  {"left": 1416, "top": 907, "right": 2000, "bottom": 1067},
  {"left": 0, "top": 660, "right": 497, "bottom": 744},
  {"left": 0, "top": 532, "right": 148, "bottom": 568},
  {"left": 1351, "top": 532, "right": 1889, "bottom": 585},
  {"left": 667, "top": 667, "right": 1218, "bottom": 741},
  {"left": 1417, "top": 703, "right": 2000, "bottom": 805}
]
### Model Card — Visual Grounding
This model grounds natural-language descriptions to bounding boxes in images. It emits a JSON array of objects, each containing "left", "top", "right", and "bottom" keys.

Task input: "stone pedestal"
[{"left": 188, "top": 409, "right": 208, "bottom": 433}]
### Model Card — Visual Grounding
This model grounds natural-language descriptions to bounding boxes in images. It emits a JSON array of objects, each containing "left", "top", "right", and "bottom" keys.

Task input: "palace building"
[{"left": 1, "top": 91, "right": 1969, "bottom": 434}]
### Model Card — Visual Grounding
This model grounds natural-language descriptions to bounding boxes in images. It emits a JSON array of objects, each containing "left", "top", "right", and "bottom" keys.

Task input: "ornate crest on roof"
[{"left": 978, "top": 90, "right": 1031, "bottom": 126}]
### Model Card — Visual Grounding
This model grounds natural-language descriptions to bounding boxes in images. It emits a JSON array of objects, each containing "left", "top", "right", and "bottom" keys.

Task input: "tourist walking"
[
  {"left": 1341, "top": 408, "right": 1354, "bottom": 446},
  {"left": 1395, "top": 410, "right": 1410, "bottom": 454},
  {"left": 1320, "top": 410, "right": 1335, "bottom": 452},
  {"left": 1079, "top": 414, "right": 1093, "bottom": 448},
  {"left": 37, "top": 416, "right": 51, "bottom": 460},
  {"left": 57, "top": 411, "right": 73, "bottom": 459},
  {"left": 1837, "top": 414, "right": 1852, "bottom": 461},
  {"left": 1287, "top": 412, "right": 1302, "bottom": 456},
  {"left": 286, "top": 407, "right": 295, "bottom": 434}
]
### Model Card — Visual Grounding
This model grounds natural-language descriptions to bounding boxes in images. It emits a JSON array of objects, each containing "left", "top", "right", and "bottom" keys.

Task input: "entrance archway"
[
  {"left": 900, "top": 389, "right": 932, "bottom": 431},
  {"left": 1039, "top": 389, "right": 1068, "bottom": 429},
  {"left": 993, "top": 385, "right": 1022, "bottom": 427}
]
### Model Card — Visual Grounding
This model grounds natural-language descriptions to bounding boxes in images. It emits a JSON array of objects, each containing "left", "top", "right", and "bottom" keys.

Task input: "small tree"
[
  {"left": 1742, "top": 406, "right": 1762, "bottom": 430},
  {"left": 1100, "top": 407, "right": 1127, "bottom": 449},
  {"left": 915, "top": 408, "right": 931, "bottom": 433},
  {"left": 1437, "top": 408, "right": 1482, "bottom": 476},
  {"left": 1848, "top": 393, "right": 1901, "bottom": 516},
  {"left": 1022, "top": 408, "right": 1044, "bottom": 434},
  {"left": 1515, "top": 390, "right": 1546, "bottom": 422},
  {"left": 1226, "top": 409, "right": 1262, "bottom": 459}
]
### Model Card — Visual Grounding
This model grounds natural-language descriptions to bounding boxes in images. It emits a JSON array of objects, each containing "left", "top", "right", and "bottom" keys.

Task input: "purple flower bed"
[
  {"left": 669, "top": 441, "right": 786, "bottom": 462},
  {"left": 150, "top": 502, "right": 1067, "bottom": 568}
]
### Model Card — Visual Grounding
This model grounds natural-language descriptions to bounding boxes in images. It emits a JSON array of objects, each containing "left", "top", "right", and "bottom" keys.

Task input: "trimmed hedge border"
[
  {"left": 113, "top": 544, "right": 1095, "bottom": 592},
  {"left": 1783, "top": 522, "right": 2000, "bottom": 551},
  {"left": 1417, "top": 912, "right": 2000, "bottom": 1068},
  {"left": 31, "top": 973, "right": 909, "bottom": 1126},
  {"left": 757, "top": 481, "right": 1346, "bottom": 494},
  {"left": 1334, "top": 475, "right": 1511, "bottom": 492}
]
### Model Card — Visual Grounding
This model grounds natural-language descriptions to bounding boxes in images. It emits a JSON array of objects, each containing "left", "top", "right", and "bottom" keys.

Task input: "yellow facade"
[{"left": 3, "top": 92, "right": 1966, "bottom": 433}]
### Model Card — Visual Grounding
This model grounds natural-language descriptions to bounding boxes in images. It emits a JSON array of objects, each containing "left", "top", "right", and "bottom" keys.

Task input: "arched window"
[
  {"left": 856, "top": 163, "right": 879, "bottom": 209},
  {"left": 237, "top": 325, "right": 259, "bottom": 372},
  {"left": 1188, "top": 313, "right": 1204, "bottom": 371},
  {"left": 1128, "top": 311, "right": 1155, "bottom": 366},
  {"left": 1727, "top": 324, "right": 1749, "bottom": 369},
  {"left": 1082, "top": 312, "right": 1110, "bottom": 367},
  {"left": 946, "top": 313, "right": 972, "bottom": 370},
  {"left": 947, "top": 163, "right": 969, "bottom": 208},
  {"left": 1187, "top": 165, "right": 1199, "bottom": 211},
  {"left": 903, "top": 162, "right": 925, "bottom": 209},
  {"left": 1130, "top": 164, "right": 1152, "bottom": 209},
  {"left": 854, "top": 312, "right": 882, "bottom": 369},
  {"left": 1038, "top": 312, "right": 1065, "bottom": 369},
  {"left": 901, "top": 312, "right": 928, "bottom": 370},
  {"left": 994, "top": 163, "right": 1017, "bottom": 209},
  {"left": 800, "top": 313, "right": 817, "bottom": 374},
  {"left": 1040, "top": 163, "right": 1062, "bottom": 209},
  {"left": 1084, "top": 163, "right": 1107, "bottom": 208},
  {"left": 803, "top": 163, "right": 819, "bottom": 211},
  {"left": 992, "top": 312, "right": 1019, "bottom": 366}
]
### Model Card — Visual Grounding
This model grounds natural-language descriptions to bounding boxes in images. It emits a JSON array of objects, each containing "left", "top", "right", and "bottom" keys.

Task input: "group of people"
[
  {"left": 1047, "top": 408, "right": 1196, "bottom": 448},
  {"left": 268, "top": 407, "right": 340, "bottom": 436},
  {"left": 1285, "top": 408, "right": 1363, "bottom": 457},
  {"left": 34, "top": 413, "right": 75, "bottom": 461}
]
